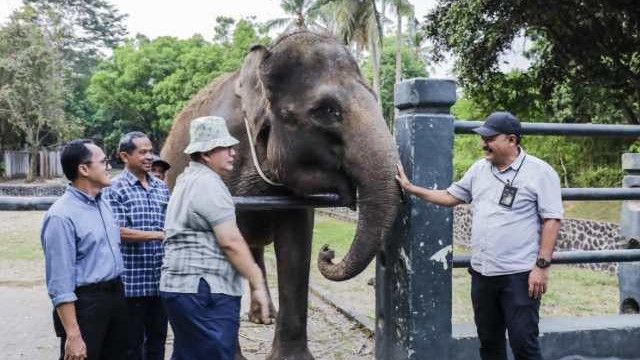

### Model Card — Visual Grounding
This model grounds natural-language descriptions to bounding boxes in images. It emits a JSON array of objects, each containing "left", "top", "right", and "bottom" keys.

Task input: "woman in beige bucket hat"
[{"left": 159, "top": 116, "right": 271, "bottom": 360}]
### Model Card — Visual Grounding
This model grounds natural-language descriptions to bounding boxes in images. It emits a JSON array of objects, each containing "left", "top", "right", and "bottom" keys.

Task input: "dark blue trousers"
[
  {"left": 470, "top": 268, "right": 542, "bottom": 360},
  {"left": 125, "top": 296, "right": 168, "bottom": 360},
  {"left": 160, "top": 278, "right": 241, "bottom": 360}
]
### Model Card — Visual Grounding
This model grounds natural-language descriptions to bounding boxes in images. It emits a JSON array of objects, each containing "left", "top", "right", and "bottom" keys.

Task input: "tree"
[
  {"left": 266, "top": 0, "right": 321, "bottom": 31},
  {"left": 388, "top": 0, "right": 413, "bottom": 94},
  {"left": 24, "top": 0, "right": 128, "bottom": 137},
  {"left": 424, "top": 0, "right": 640, "bottom": 124},
  {"left": 87, "top": 21, "right": 270, "bottom": 152},
  {"left": 362, "top": 37, "right": 428, "bottom": 128},
  {"left": 213, "top": 16, "right": 235, "bottom": 43},
  {"left": 0, "top": 9, "right": 79, "bottom": 181},
  {"left": 323, "top": 0, "right": 384, "bottom": 97}
]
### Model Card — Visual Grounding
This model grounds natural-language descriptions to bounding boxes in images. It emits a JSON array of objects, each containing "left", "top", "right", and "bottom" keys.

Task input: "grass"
[
  {"left": 0, "top": 211, "right": 45, "bottom": 261},
  {"left": 310, "top": 216, "right": 620, "bottom": 323},
  {"left": 563, "top": 200, "right": 622, "bottom": 223},
  {"left": 0, "top": 211, "right": 620, "bottom": 321}
]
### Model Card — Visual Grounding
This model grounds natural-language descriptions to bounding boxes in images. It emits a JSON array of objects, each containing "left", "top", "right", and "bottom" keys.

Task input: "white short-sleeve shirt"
[{"left": 447, "top": 149, "right": 563, "bottom": 276}]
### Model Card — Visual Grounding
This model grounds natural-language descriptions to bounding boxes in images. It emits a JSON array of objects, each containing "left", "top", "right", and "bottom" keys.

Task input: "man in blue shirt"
[
  {"left": 41, "top": 139, "right": 127, "bottom": 360},
  {"left": 105, "top": 132, "right": 170, "bottom": 360}
]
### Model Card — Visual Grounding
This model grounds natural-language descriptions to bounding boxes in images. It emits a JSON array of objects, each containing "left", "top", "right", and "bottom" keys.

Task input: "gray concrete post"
[
  {"left": 376, "top": 78, "right": 457, "bottom": 359},
  {"left": 619, "top": 153, "right": 640, "bottom": 314}
]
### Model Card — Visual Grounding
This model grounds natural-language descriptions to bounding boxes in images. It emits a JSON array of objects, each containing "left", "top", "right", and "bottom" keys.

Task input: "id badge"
[{"left": 499, "top": 184, "right": 518, "bottom": 208}]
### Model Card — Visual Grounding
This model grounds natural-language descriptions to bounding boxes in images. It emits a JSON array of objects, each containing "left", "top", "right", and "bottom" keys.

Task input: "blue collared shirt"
[
  {"left": 41, "top": 186, "right": 124, "bottom": 307},
  {"left": 105, "top": 170, "right": 170, "bottom": 297},
  {"left": 447, "top": 149, "right": 564, "bottom": 276}
]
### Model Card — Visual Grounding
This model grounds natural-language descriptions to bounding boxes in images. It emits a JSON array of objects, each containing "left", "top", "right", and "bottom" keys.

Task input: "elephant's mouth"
[{"left": 287, "top": 170, "right": 356, "bottom": 207}]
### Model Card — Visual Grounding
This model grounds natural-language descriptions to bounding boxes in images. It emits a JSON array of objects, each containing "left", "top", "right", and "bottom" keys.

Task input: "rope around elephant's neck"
[{"left": 243, "top": 116, "right": 284, "bottom": 187}]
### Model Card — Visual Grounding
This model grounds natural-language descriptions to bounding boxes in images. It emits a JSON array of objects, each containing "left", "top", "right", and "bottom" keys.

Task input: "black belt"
[{"left": 75, "top": 277, "right": 123, "bottom": 294}]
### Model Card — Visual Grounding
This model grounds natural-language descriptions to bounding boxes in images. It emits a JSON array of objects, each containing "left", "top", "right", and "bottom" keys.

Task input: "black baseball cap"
[
  {"left": 151, "top": 154, "right": 171, "bottom": 171},
  {"left": 473, "top": 111, "right": 521, "bottom": 137}
]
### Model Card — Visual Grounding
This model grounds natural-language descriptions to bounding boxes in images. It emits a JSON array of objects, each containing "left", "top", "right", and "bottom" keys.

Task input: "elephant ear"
[{"left": 235, "top": 44, "right": 272, "bottom": 146}]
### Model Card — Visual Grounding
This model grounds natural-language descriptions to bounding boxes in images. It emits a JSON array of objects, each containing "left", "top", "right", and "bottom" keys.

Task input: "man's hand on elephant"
[
  {"left": 249, "top": 287, "right": 273, "bottom": 324},
  {"left": 395, "top": 163, "right": 414, "bottom": 193}
]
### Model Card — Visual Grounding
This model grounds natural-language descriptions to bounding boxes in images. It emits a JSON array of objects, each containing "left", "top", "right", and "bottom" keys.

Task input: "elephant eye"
[{"left": 310, "top": 103, "right": 343, "bottom": 125}]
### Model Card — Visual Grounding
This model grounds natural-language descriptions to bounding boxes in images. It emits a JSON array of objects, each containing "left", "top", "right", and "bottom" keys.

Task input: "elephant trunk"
[{"left": 318, "top": 118, "right": 401, "bottom": 281}]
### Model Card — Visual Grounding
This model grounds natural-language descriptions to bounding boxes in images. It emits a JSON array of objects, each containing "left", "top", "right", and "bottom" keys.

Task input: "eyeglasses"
[{"left": 83, "top": 158, "right": 112, "bottom": 169}]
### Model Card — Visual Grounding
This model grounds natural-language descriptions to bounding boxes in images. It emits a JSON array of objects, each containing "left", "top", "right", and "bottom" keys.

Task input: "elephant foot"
[{"left": 267, "top": 344, "right": 314, "bottom": 360}]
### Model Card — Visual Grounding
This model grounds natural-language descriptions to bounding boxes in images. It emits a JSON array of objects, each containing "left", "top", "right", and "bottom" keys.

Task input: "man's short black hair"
[
  {"left": 61, "top": 139, "right": 94, "bottom": 181},
  {"left": 118, "top": 131, "right": 148, "bottom": 154}
]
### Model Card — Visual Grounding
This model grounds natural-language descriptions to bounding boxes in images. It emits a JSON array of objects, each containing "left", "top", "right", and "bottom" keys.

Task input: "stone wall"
[
  {"left": 0, "top": 184, "right": 65, "bottom": 197},
  {"left": 453, "top": 205, "right": 623, "bottom": 272}
]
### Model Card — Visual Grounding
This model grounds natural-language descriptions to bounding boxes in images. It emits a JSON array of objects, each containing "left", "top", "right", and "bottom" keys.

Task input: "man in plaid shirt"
[{"left": 106, "top": 131, "right": 170, "bottom": 360}]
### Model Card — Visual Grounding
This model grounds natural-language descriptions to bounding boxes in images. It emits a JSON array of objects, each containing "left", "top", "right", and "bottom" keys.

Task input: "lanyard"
[{"left": 491, "top": 155, "right": 526, "bottom": 185}]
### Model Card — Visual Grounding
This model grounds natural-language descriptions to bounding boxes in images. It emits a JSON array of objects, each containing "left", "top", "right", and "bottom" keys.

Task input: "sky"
[
  {"left": 0, "top": 0, "right": 433, "bottom": 39},
  {"left": 0, "top": 0, "right": 529, "bottom": 78}
]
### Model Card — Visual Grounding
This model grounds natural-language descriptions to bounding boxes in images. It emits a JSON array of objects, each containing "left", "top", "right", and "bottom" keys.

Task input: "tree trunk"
[
  {"left": 369, "top": 37, "right": 381, "bottom": 105},
  {"left": 394, "top": 10, "right": 403, "bottom": 122},
  {"left": 27, "top": 143, "right": 38, "bottom": 182},
  {"left": 395, "top": 11, "right": 402, "bottom": 88}
]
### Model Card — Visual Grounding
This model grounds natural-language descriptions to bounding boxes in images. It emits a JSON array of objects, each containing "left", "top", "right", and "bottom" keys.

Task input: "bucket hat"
[{"left": 183, "top": 116, "right": 239, "bottom": 154}]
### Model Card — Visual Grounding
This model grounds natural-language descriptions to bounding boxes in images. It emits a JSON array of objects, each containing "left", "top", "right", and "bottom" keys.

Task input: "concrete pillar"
[
  {"left": 619, "top": 153, "right": 640, "bottom": 314},
  {"left": 376, "top": 78, "right": 456, "bottom": 359}
]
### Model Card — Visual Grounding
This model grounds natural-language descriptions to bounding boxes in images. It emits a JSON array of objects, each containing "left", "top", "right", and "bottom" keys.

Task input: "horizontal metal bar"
[
  {"left": 0, "top": 196, "right": 59, "bottom": 211},
  {"left": 562, "top": 188, "right": 640, "bottom": 200},
  {"left": 453, "top": 249, "right": 640, "bottom": 268},
  {"left": 233, "top": 194, "right": 347, "bottom": 210},
  {"left": 455, "top": 120, "right": 640, "bottom": 137},
  {"left": 0, "top": 194, "right": 347, "bottom": 211}
]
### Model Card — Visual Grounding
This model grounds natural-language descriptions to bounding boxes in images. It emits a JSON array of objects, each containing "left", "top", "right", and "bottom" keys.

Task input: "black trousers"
[
  {"left": 53, "top": 278, "right": 129, "bottom": 360},
  {"left": 469, "top": 268, "right": 542, "bottom": 360},
  {"left": 125, "top": 296, "right": 168, "bottom": 360}
]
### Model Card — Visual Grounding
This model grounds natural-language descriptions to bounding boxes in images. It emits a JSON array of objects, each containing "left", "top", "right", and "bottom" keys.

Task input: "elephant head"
[{"left": 235, "top": 31, "right": 401, "bottom": 281}]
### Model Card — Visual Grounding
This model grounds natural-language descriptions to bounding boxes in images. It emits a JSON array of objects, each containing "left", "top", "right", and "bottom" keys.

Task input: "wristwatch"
[{"left": 535, "top": 257, "right": 551, "bottom": 269}]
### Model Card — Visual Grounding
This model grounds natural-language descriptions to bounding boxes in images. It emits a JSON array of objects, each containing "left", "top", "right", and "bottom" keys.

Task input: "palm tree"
[
  {"left": 265, "top": 0, "right": 325, "bottom": 33},
  {"left": 324, "top": 0, "right": 384, "bottom": 97},
  {"left": 408, "top": 18, "right": 429, "bottom": 61},
  {"left": 389, "top": 0, "right": 414, "bottom": 89}
]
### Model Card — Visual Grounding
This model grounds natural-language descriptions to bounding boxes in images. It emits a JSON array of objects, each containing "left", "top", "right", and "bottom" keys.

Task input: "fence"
[
  {"left": 3, "top": 150, "right": 62, "bottom": 179},
  {"left": 3, "top": 151, "right": 29, "bottom": 178},
  {"left": 378, "top": 78, "right": 640, "bottom": 360}
]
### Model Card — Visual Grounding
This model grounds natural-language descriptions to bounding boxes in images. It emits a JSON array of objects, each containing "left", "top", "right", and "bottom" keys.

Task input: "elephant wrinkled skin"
[{"left": 161, "top": 30, "right": 401, "bottom": 360}]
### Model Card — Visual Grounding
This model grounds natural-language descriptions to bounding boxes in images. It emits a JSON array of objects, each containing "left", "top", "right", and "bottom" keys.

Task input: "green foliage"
[
  {"left": 423, "top": 1, "right": 639, "bottom": 187},
  {"left": 0, "top": 9, "right": 80, "bottom": 179},
  {"left": 87, "top": 20, "right": 270, "bottom": 152},
  {"left": 571, "top": 166, "right": 623, "bottom": 188},
  {"left": 362, "top": 36, "right": 428, "bottom": 127},
  {"left": 451, "top": 90, "right": 629, "bottom": 187},
  {"left": 24, "top": 0, "right": 128, "bottom": 141},
  {"left": 425, "top": 0, "right": 640, "bottom": 124}
]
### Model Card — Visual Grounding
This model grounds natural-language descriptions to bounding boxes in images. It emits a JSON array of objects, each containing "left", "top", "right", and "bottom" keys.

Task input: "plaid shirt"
[{"left": 105, "top": 170, "right": 170, "bottom": 297}]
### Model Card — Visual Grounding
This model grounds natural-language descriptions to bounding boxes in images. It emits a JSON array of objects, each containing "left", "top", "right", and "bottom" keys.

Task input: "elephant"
[{"left": 161, "top": 29, "right": 401, "bottom": 359}]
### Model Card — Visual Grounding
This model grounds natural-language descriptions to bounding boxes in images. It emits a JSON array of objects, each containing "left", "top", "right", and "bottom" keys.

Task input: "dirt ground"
[
  {"left": 0, "top": 213, "right": 374, "bottom": 360},
  {"left": 0, "top": 283, "right": 374, "bottom": 360}
]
